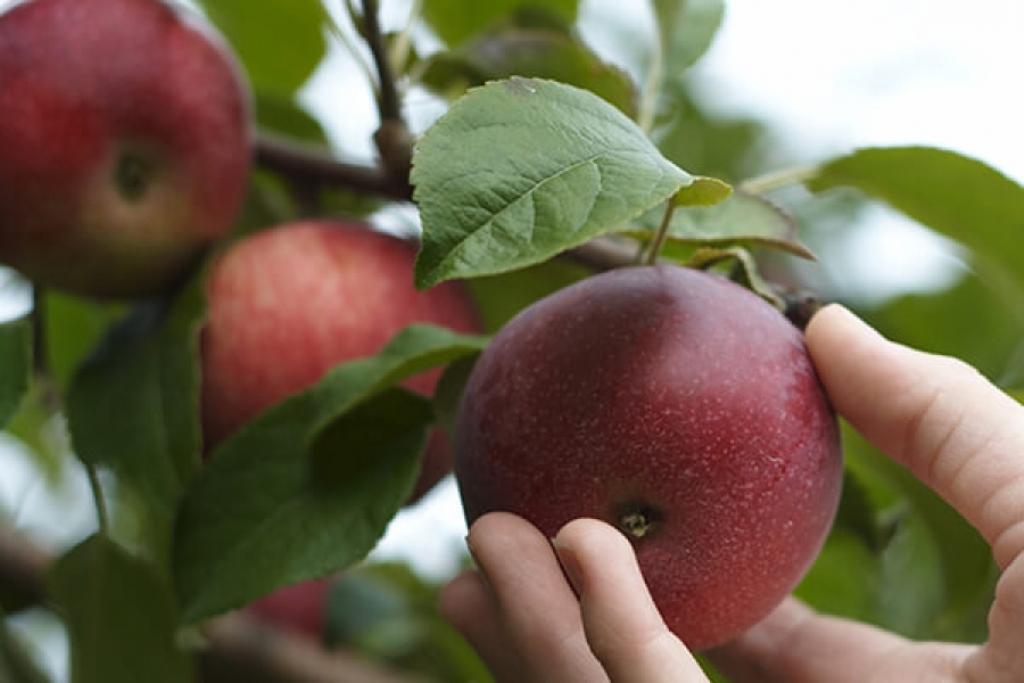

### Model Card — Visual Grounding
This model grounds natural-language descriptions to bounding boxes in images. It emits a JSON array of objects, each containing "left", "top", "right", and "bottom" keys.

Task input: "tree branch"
[
  {"left": 254, "top": 132, "right": 412, "bottom": 202},
  {"left": 0, "top": 525, "right": 431, "bottom": 683}
]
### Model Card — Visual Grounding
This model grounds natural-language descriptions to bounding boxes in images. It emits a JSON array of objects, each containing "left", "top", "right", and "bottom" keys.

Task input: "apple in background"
[
  {"left": 200, "top": 220, "right": 481, "bottom": 502},
  {"left": 245, "top": 576, "right": 334, "bottom": 641},
  {"left": 0, "top": 0, "right": 251, "bottom": 298},
  {"left": 454, "top": 265, "right": 843, "bottom": 651}
]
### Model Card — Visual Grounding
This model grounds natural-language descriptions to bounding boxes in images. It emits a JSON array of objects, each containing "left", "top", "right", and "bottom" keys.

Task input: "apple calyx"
[
  {"left": 615, "top": 501, "right": 663, "bottom": 539},
  {"left": 114, "top": 151, "right": 156, "bottom": 202}
]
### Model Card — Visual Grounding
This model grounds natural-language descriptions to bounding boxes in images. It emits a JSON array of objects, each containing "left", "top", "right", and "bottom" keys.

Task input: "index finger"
[{"left": 805, "top": 304, "right": 1024, "bottom": 570}]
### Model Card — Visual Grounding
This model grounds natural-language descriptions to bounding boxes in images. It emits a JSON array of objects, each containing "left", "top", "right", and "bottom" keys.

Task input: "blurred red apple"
[
  {"left": 455, "top": 265, "right": 842, "bottom": 650},
  {"left": 245, "top": 576, "right": 333, "bottom": 641},
  {"left": 200, "top": 220, "right": 481, "bottom": 501},
  {"left": 0, "top": 0, "right": 251, "bottom": 298}
]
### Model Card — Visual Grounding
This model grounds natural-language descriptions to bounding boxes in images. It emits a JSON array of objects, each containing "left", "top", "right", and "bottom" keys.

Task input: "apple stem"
[{"left": 642, "top": 198, "right": 678, "bottom": 265}]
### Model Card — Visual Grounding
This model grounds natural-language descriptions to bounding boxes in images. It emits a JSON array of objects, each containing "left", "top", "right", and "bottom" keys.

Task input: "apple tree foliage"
[{"left": 1, "top": 0, "right": 1023, "bottom": 681}]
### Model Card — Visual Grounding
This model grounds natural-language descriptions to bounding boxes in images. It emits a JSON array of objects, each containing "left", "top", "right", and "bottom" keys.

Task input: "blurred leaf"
[
  {"left": 795, "top": 529, "right": 882, "bottom": 623},
  {"left": 673, "top": 176, "right": 732, "bottom": 207},
  {"left": 0, "top": 615, "right": 50, "bottom": 683},
  {"left": 421, "top": 29, "right": 637, "bottom": 116},
  {"left": 67, "top": 276, "right": 206, "bottom": 517},
  {"left": 0, "top": 316, "right": 31, "bottom": 429},
  {"left": 196, "top": 0, "right": 328, "bottom": 96},
  {"left": 173, "top": 326, "right": 488, "bottom": 623},
  {"left": 413, "top": 78, "right": 691, "bottom": 288},
  {"left": 866, "top": 271, "right": 1024, "bottom": 384},
  {"left": 840, "top": 422, "right": 995, "bottom": 641},
  {"left": 628, "top": 191, "right": 813, "bottom": 258},
  {"left": 467, "top": 258, "right": 590, "bottom": 333},
  {"left": 43, "top": 293, "right": 124, "bottom": 393},
  {"left": 325, "top": 572, "right": 407, "bottom": 646},
  {"left": 422, "top": 0, "right": 578, "bottom": 46},
  {"left": 433, "top": 354, "right": 479, "bottom": 437},
  {"left": 651, "top": 0, "right": 726, "bottom": 76},
  {"left": 327, "top": 563, "right": 493, "bottom": 682},
  {"left": 808, "top": 147, "right": 1024, "bottom": 296},
  {"left": 49, "top": 535, "right": 193, "bottom": 683},
  {"left": 254, "top": 93, "right": 328, "bottom": 144}
]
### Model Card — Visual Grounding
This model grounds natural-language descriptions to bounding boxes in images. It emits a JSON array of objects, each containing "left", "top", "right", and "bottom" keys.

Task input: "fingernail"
[{"left": 551, "top": 537, "right": 584, "bottom": 596}]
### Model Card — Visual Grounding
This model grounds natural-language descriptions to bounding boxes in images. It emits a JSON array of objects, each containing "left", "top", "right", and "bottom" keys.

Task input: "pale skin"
[{"left": 438, "top": 304, "right": 1024, "bottom": 682}]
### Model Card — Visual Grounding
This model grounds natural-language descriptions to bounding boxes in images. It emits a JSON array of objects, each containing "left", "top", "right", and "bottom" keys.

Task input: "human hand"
[{"left": 438, "top": 304, "right": 1024, "bottom": 682}]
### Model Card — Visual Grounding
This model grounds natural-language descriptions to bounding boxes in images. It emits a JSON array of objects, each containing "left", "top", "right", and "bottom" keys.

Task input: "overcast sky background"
[{"left": 2, "top": 0, "right": 1023, "bottom": 678}]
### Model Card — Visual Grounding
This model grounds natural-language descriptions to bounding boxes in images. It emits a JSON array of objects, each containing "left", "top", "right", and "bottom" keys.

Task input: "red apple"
[
  {"left": 245, "top": 576, "right": 333, "bottom": 641},
  {"left": 454, "top": 265, "right": 842, "bottom": 651},
  {"left": 200, "top": 220, "right": 481, "bottom": 501},
  {"left": 0, "top": 0, "right": 251, "bottom": 298}
]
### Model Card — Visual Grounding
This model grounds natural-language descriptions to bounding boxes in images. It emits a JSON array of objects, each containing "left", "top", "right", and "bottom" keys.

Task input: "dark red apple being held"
[
  {"left": 0, "top": 0, "right": 251, "bottom": 298},
  {"left": 454, "top": 265, "right": 842, "bottom": 651},
  {"left": 200, "top": 220, "right": 481, "bottom": 501}
]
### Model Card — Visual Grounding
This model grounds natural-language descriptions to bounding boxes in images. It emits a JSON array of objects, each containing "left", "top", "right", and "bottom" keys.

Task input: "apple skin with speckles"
[
  {"left": 454, "top": 265, "right": 842, "bottom": 651},
  {"left": 200, "top": 220, "right": 481, "bottom": 502},
  {"left": 0, "top": 0, "right": 251, "bottom": 298}
]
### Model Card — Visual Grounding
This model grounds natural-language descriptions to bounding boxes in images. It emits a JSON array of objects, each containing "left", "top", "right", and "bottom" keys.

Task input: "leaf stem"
[
  {"left": 643, "top": 198, "right": 678, "bottom": 265},
  {"left": 85, "top": 462, "right": 111, "bottom": 537},
  {"left": 637, "top": 23, "right": 665, "bottom": 135},
  {"left": 389, "top": 0, "right": 422, "bottom": 76},
  {"left": 739, "top": 164, "right": 821, "bottom": 195}
]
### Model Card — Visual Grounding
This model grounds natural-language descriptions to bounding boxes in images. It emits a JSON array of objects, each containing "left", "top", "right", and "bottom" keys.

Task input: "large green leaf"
[
  {"left": 412, "top": 78, "right": 692, "bottom": 288},
  {"left": 808, "top": 147, "right": 1024, "bottom": 296},
  {"left": 48, "top": 535, "right": 193, "bottom": 683},
  {"left": 422, "top": 0, "right": 578, "bottom": 46},
  {"left": 421, "top": 29, "right": 637, "bottom": 116},
  {"left": 195, "top": 0, "right": 328, "bottom": 96},
  {"left": 0, "top": 317, "right": 31, "bottom": 429},
  {"left": 66, "top": 278, "right": 206, "bottom": 516},
  {"left": 173, "top": 325, "right": 488, "bottom": 623}
]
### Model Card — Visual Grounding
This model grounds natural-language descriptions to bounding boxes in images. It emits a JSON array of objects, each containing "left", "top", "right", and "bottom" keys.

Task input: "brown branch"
[
  {"left": 254, "top": 132, "right": 413, "bottom": 202},
  {"left": 0, "top": 525, "right": 432, "bottom": 683}
]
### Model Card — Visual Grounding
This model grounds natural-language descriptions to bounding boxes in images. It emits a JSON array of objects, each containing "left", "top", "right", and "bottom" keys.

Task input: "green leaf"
[
  {"left": 432, "top": 354, "right": 479, "bottom": 438},
  {"left": 684, "top": 247, "right": 783, "bottom": 306},
  {"left": 628, "top": 191, "right": 814, "bottom": 258},
  {"left": 173, "top": 325, "right": 488, "bottom": 623},
  {"left": 0, "top": 317, "right": 31, "bottom": 429},
  {"left": 420, "top": 29, "right": 637, "bottom": 116},
  {"left": 673, "top": 176, "right": 732, "bottom": 207},
  {"left": 196, "top": 0, "right": 328, "bottom": 96},
  {"left": 48, "top": 535, "right": 193, "bottom": 683},
  {"left": 0, "top": 615, "right": 50, "bottom": 683},
  {"left": 651, "top": 0, "right": 726, "bottom": 75},
  {"left": 253, "top": 93, "right": 329, "bottom": 144},
  {"left": 839, "top": 422, "right": 996, "bottom": 641},
  {"left": 412, "top": 78, "right": 692, "bottom": 288},
  {"left": 808, "top": 147, "right": 1024, "bottom": 294},
  {"left": 467, "top": 258, "right": 591, "bottom": 333},
  {"left": 43, "top": 293, "right": 124, "bottom": 393},
  {"left": 422, "top": 0, "right": 578, "bottom": 46},
  {"left": 66, "top": 277, "right": 206, "bottom": 516}
]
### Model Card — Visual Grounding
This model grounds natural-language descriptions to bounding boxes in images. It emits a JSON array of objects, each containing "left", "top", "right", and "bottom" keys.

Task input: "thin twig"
[{"left": 360, "top": 0, "right": 402, "bottom": 123}]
